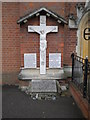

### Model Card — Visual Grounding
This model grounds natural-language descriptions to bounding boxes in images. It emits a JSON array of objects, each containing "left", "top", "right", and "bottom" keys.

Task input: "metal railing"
[{"left": 71, "top": 53, "right": 90, "bottom": 102}]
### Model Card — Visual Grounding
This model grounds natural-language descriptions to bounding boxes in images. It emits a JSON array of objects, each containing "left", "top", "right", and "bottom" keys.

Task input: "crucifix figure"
[{"left": 28, "top": 15, "right": 58, "bottom": 74}]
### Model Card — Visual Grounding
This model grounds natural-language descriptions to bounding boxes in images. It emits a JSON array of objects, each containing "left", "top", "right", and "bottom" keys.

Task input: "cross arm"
[
  {"left": 46, "top": 26, "right": 58, "bottom": 34},
  {"left": 28, "top": 26, "right": 41, "bottom": 34}
]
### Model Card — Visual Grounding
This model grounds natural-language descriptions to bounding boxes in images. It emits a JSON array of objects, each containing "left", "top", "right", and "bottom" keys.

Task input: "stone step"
[{"left": 29, "top": 79, "right": 57, "bottom": 93}]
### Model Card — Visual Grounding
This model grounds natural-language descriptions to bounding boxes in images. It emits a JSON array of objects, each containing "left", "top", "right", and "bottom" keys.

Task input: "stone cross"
[{"left": 28, "top": 15, "right": 58, "bottom": 74}]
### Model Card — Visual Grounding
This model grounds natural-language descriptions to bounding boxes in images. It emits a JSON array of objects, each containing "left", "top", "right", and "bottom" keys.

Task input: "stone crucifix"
[{"left": 28, "top": 15, "right": 58, "bottom": 74}]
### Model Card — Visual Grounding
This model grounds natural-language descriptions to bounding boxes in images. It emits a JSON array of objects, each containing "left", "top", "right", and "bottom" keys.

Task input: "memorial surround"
[{"left": 2, "top": 2, "right": 77, "bottom": 85}]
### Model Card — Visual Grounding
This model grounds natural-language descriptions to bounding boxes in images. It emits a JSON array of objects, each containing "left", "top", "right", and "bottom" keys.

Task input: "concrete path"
[{"left": 2, "top": 85, "right": 85, "bottom": 119}]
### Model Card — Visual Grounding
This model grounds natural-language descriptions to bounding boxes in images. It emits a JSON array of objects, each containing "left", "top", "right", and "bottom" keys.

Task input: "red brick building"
[{"left": 2, "top": 2, "right": 78, "bottom": 85}]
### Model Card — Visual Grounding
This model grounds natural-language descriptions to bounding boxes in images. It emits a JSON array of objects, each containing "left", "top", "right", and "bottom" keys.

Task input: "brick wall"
[
  {"left": 64, "top": 25, "right": 77, "bottom": 66},
  {"left": 0, "top": 2, "right": 2, "bottom": 85},
  {"left": 2, "top": 3, "right": 20, "bottom": 84},
  {"left": 2, "top": 2, "right": 77, "bottom": 84},
  {"left": 19, "top": 2, "right": 65, "bottom": 18},
  {"left": 64, "top": 2, "right": 77, "bottom": 66}
]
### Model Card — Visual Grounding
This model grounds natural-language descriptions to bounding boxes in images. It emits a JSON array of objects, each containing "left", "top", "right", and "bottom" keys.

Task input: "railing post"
[
  {"left": 83, "top": 57, "right": 88, "bottom": 98},
  {"left": 88, "top": 64, "right": 90, "bottom": 103},
  {"left": 71, "top": 53, "right": 74, "bottom": 81},
  {"left": 89, "top": 76, "right": 90, "bottom": 103}
]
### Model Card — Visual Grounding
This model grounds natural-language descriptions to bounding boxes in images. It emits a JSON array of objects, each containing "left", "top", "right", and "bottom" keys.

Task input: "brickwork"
[
  {"left": 2, "top": 3, "right": 20, "bottom": 84},
  {"left": 19, "top": 2, "right": 65, "bottom": 18},
  {"left": 64, "top": 25, "right": 77, "bottom": 66},
  {"left": 2, "top": 2, "right": 78, "bottom": 84},
  {"left": 64, "top": 2, "right": 77, "bottom": 66},
  {"left": 70, "top": 83, "right": 89, "bottom": 119}
]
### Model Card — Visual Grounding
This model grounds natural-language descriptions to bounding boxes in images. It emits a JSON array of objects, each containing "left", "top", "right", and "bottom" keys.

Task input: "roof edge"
[{"left": 17, "top": 7, "right": 67, "bottom": 25}]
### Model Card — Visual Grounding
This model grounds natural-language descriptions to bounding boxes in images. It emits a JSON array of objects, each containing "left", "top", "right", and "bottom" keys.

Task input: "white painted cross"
[{"left": 28, "top": 15, "right": 58, "bottom": 74}]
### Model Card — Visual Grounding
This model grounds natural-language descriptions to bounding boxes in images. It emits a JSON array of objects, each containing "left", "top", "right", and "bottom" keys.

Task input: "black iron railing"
[{"left": 71, "top": 53, "right": 90, "bottom": 102}]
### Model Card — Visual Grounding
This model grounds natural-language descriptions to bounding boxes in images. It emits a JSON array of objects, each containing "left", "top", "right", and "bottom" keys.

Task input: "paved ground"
[{"left": 2, "top": 85, "right": 85, "bottom": 119}]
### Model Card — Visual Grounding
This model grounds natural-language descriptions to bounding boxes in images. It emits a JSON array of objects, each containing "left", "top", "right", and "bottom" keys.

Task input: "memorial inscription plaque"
[
  {"left": 24, "top": 53, "right": 36, "bottom": 68},
  {"left": 49, "top": 53, "right": 61, "bottom": 68}
]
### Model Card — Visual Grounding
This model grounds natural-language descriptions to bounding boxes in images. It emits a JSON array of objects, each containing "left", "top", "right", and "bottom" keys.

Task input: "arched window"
[{"left": 76, "top": 11, "right": 90, "bottom": 61}]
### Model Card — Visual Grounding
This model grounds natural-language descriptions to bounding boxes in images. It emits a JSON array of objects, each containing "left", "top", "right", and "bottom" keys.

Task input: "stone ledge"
[
  {"left": 69, "top": 82, "right": 89, "bottom": 119},
  {"left": 18, "top": 67, "right": 72, "bottom": 80},
  {"left": 18, "top": 68, "right": 65, "bottom": 80}
]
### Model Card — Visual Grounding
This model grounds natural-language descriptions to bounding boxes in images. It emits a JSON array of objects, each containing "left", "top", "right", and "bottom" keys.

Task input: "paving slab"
[{"left": 2, "top": 85, "right": 85, "bottom": 119}]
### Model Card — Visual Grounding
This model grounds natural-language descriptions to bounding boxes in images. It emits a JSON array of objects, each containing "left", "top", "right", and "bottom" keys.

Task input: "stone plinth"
[{"left": 18, "top": 68, "right": 65, "bottom": 80}]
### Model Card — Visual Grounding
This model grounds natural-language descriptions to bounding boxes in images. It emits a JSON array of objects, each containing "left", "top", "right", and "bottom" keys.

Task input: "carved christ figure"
[{"left": 28, "top": 15, "right": 58, "bottom": 74}]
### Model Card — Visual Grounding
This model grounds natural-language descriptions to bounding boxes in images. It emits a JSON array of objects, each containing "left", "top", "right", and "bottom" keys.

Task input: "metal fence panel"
[{"left": 71, "top": 53, "right": 90, "bottom": 102}]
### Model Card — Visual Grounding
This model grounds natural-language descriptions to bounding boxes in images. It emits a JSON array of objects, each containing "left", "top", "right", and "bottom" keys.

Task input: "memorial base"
[{"left": 18, "top": 68, "right": 65, "bottom": 80}]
